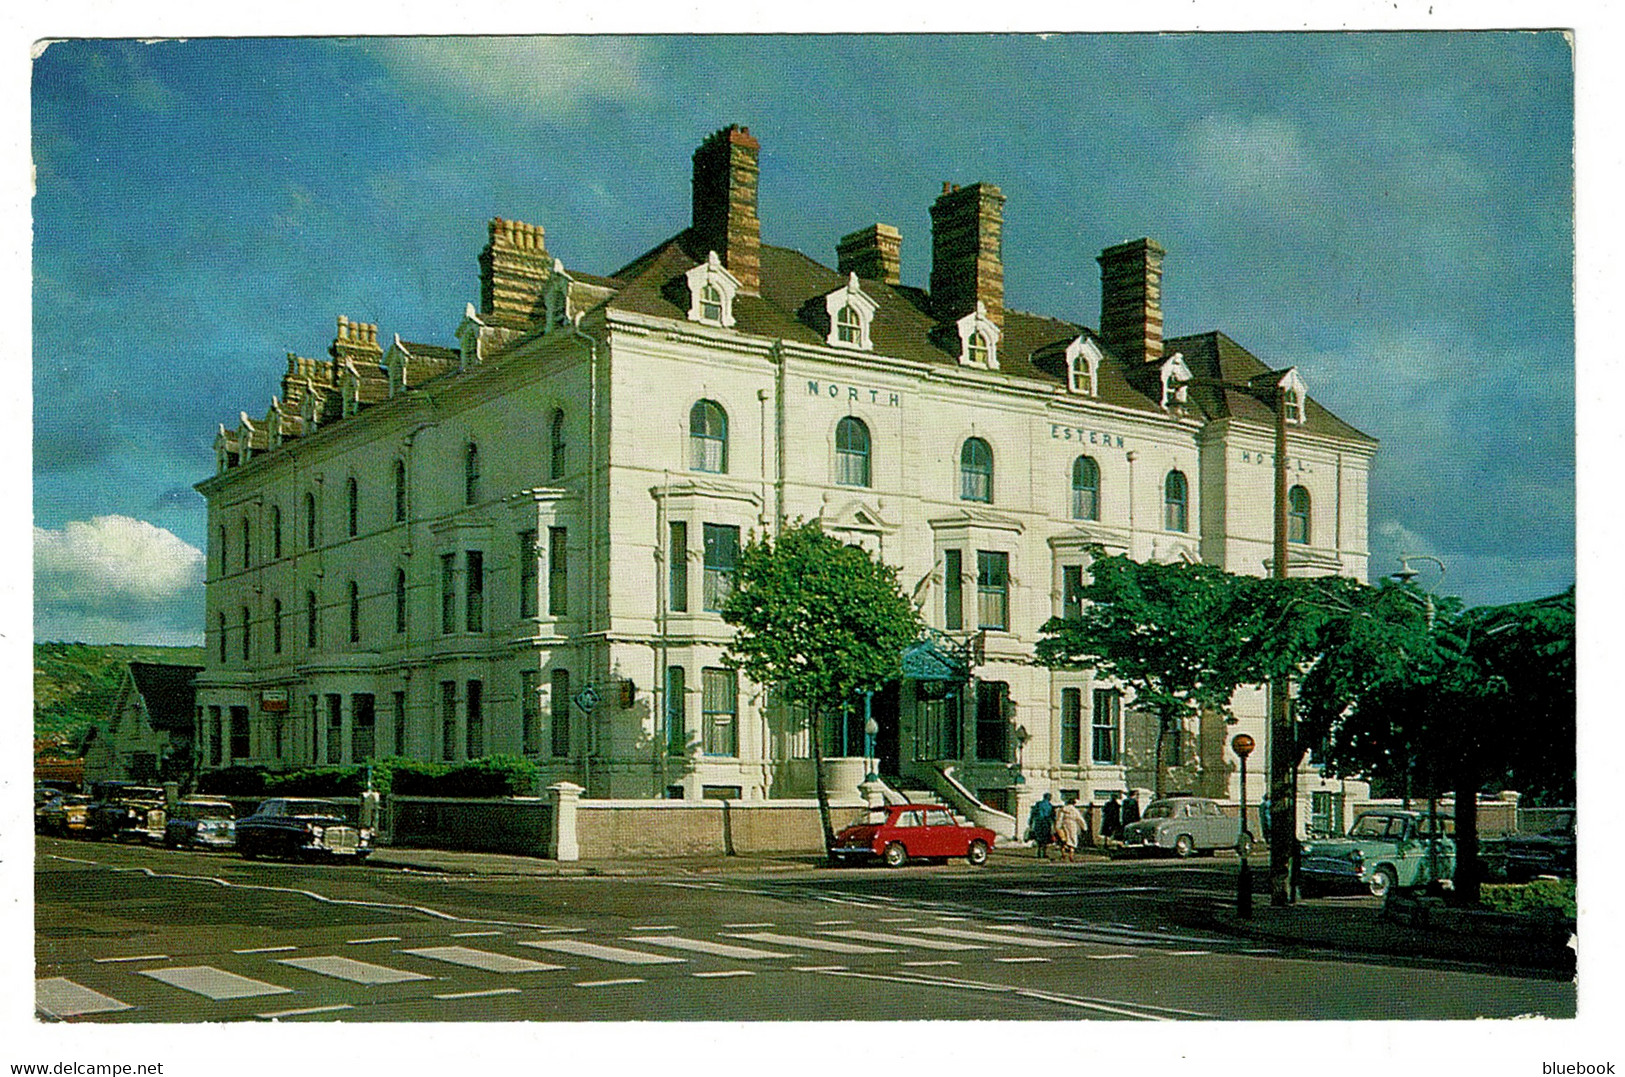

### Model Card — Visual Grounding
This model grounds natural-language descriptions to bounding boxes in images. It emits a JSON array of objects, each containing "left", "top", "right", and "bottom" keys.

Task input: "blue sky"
[{"left": 30, "top": 33, "right": 1575, "bottom": 644}]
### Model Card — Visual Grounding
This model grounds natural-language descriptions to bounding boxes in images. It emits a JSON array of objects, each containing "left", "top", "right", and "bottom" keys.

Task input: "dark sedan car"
[
  {"left": 163, "top": 799, "right": 238, "bottom": 850},
  {"left": 236, "top": 798, "right": 372, "bottom": 861},
  {"left": 85, "top": 783, "right": 167, "bottom": 842},
  {"left": 1485, "top": 811, "right": 1575, "bottom": 881}
]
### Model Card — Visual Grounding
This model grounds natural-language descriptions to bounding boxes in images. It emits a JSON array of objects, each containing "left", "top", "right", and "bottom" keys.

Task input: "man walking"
[
  {"left": 1122, "top": 790, "right": 1141, "bottom": 830},
  {"left": 1027, "top": 793, "right": 1056, "bottom": 859},
  {"left": 1102, "top": 792, "right": 1122, "bottom": 845}
]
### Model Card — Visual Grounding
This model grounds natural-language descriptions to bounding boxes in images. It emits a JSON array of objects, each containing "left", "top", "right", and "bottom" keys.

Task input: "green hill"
[{"left": 35, "top": 642, "right": 206, "bottom": 750}]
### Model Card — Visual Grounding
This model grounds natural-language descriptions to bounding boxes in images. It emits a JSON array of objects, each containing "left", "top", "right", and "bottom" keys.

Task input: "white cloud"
[
  {"left": 35, "top": 515, "right": 203, "bottom": 606},
  {"left": 370, "top": 38, "right": 658, "bottom": 123},
  {"left": 1181, "top": 114, "right": 1327, "bottom": 213}
]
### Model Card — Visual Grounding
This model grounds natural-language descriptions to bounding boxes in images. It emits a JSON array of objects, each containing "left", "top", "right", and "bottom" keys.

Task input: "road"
[{"left": 35, "top": 837, "right": 1575, "bottom": 1023}]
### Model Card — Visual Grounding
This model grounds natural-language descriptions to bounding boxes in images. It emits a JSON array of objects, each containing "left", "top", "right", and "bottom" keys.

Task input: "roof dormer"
[
  {"left": 1065, "top": 336, "right": 1104, "bottom": 397},
  {"left": 823, "top": 272, "right": 879, "bottom": 350},
  {"left": 1277, "top": 367, "right": 1309, "bottom": 425},
  {"left": 685, "top": 250, "right": 741, "bottom": 328},
  {"left": 543, "top": 257, "right": 573, "bottom": 333},
  {"left": 955, "top": 301, "right": 1001, "bottom": 369}
]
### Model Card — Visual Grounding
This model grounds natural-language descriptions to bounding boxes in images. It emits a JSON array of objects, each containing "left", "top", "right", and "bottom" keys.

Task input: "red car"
[{"left": 832, "top": 804, "right": 995, "bottom": 867}]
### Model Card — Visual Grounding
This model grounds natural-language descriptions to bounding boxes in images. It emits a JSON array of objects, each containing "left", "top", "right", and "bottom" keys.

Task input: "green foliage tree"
[{"left": 721, "top": 521, "right": 923, "bottom": 855}]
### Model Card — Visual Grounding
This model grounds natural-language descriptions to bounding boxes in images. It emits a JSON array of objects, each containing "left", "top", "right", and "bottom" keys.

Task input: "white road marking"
[
  {"left": 234, "top": 946, "right": 299, "bottom": 954},
  {"left": 822, "top": 929, "right": 985, "bottom": 951},
  {"left": 724, "top": 932, "right": 896, "bottom": 954},
  {"left": 623, "top": 936, "right": 791, "bottom": 960},
  {"left": 814, "top": 919, "right": 853, "bottom": 925},
  {"left": 399, "top": 946, "right": 565, "bottom": 973},
  {"left": 792, "top": 965, "right": 848, "bottom": 972},
  {"left": 520, "top": 939, "right": 685, "bottom": 965},
  {"left": 575, "top": 978, "right": 646, "bottom": 987},
  {"left": 346, "top": 936, "right": 402, "bottom": 945},
  {"left": 691, "top": 970, "right": 754, "bottom": 979},
  {"left": 93, "top": 953, "right": 168, "bottom": 963},
  {"left": 995, "top": 956, "right": 1051, "bottom": 963},
  {"left": 140, "top": 966, "right": 293, "bottom": 1001},
  {"left": 1169, "top": 950, "right": 1212, "bottom": 956},
  {"left": 629, "top": 925, "right": 679, "bottom": 931},
  {"left": 451, "top": 930, "right": 505, "bottom": 938},
  {"left": 879, "top": 917, "right": 915, "bottom": 923},
  {"left": 255, "top": 1004, "right": 353, "bottom": 1019},
  {"left": 721, "top": 922, "right": 774, "bottom": 929},
  {"left": 797, "top": 966, "right": 1206, "bottom": 1020},
  {"left": 37, "top": 978, "right": 132, "bottom": 1018},
  {"left": 905, "top": 926, "right": 1074, "bottom": 948},
  {"left": 1242, "top": 948, "right": 1281, "bottom": 955},
  {"left": 277, "top": 955, "right": 434, "bottom": 985},
  {"left": 434, "top": 988, "right": 523, "bottom": 1000},
  {"left": 901, "top": 960, "right": 960, "bottom": 967}
]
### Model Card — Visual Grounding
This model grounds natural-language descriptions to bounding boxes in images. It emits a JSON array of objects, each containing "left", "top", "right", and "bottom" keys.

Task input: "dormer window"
[
  {"left": 543, "top": 258, "right": 572, "bottom": 332},
  {"left": 823, "top": 273, "right": 878, "bottom": 350},
  {"left": 1159, "top": 352, "right": 1192, "bottom": 410},
  {"left": 1064, "top": 336, "right": 1103, "bottom": 397},
  {"left": 1277, "top": 367, "right": 1309, "bottom": 426},
  {"left": 685, "top": 251, "right": 741, "bottom": 328},
  {"left": 954, "top": 302, "right": 1001, "bottom": 368}
]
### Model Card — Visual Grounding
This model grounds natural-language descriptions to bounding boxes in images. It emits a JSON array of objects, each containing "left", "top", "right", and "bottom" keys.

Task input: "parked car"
[
  {"left": 831, "top": 804, "right": 996, "bottom": 867},
  {"left": 85, "top": 782, "right": 167, "bottom": 842},
  {"left": 38, "top": 793, "right": 92, "bottom": 836},
  {"left": 235, "top": 798, "right": 372, "bottom": 861},
  {"left": 163, "top": 799, "right": 238, "bottom": 850},
  {"left": 1119, "top": 796, "right": 1244, "bottom": 858},
  {"left": 1299, "top": 809, "right": 1455, "bottom": 897},
  {"left": 1483, "top": 810, "right": 1575, "bottom": 881}
]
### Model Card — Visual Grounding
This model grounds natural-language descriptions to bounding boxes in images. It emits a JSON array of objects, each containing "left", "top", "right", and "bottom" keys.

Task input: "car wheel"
[
  {"left": 1174, "top": 834, "right": 1196, "bottom": 859},
  {"left": 966, "top": 840, "right": 990, "bottom": 866},
  {"left": 883, "top": 842, "right": 908, "bottom": 868},
  {"left": 1368, "top": 866, "right": 1397, "bottom": 899}
]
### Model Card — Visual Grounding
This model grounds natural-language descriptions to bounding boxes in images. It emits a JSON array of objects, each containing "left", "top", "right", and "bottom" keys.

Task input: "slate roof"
[
  {"left": 127, "top": 662, "right": 203, "bottom": 733},
  {"left": 592, "top": 230, "right": 1374, "bottom": 444}
]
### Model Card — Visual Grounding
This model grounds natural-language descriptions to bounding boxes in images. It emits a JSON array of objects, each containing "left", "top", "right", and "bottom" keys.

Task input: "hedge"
[{"left": 193, "top": 756, "right": 540, "bottom": 799}]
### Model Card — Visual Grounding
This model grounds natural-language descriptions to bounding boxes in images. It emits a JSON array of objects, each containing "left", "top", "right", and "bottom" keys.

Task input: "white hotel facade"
[{"left": 195, "top": 126, "right": 1376, "bottom": 829}]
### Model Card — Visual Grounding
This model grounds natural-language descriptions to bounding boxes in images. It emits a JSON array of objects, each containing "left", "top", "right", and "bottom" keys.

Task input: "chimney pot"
[
  {"left": 837, "top": 223, "right": 902, "bottom": 286},
  {"left": 690, "top": 125, "right": 762, "bottom": 294}
]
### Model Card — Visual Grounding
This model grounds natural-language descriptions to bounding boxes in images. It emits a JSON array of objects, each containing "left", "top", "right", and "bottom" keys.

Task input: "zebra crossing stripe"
[
  {"left": 575, "top": 978, "right": 646, "bottom": 987},
  {"left": 37, "top": 978, "right": 132, "bottom": 1018},
  {"left": 903, "top": 926, "right": 1074, "bottom": 947},
  {"left": 256, "top": 1004, "right": 354, "bottom": 1020},
  {"left": 821, "top": 929, "right": 985, "bottom": 951},
  {"left": 140, "top": 966, "right": 293, "bottom": 1000},
  {"left": 623, "top": 936, "right": 791, "bottom": 960},
  {"left": 278, "top": 955, "right": 433, "bottom": 985},
  {"left": 434, "top": 988, "right": 523, "bottom": 1000},
  {"left": 723, "top": 932, "right": 897, "bottom": 954},
  {"left": 520, "top": 938, "right": 686, "bottom": 965},
  {"left": 399, "top": 946, "right": 565, "bottom": 973}
]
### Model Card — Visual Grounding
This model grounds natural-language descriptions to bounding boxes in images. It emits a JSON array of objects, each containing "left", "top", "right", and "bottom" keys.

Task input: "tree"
[{"left": 720, "top": 522, "right": 924, "bottom": 856}]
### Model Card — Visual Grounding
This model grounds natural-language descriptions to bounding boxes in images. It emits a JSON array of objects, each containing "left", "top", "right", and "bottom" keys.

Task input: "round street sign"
[
  {"left": 573, "top": 686, "right": 601, "bottom": 714},
  {"left": 1231, "top": 733, "right": 1256, "bottom": 758}
]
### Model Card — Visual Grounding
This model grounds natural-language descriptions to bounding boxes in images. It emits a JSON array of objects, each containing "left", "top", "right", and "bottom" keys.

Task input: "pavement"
[{"left": 366, "top": 842, "right": 1577, "bottom": 977}]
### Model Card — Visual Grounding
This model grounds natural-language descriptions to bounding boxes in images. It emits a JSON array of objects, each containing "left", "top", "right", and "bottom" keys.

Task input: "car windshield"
[
  {"left": 1348, "top": 815, "right": 1401, "bottom": 838},
  {"left": 189, "top": 804, "right": 235, "bottom": 820},
  {"left": 283, "top": 800, "right": 343, "bottom": 817},
  {"left": 1141, "top": 803, "right": 1176, "bottom": 819}
]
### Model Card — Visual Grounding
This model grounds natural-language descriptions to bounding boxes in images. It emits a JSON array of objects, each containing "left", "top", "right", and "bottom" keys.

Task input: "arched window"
[
  {"left": 395, "top": 568, "right": 408, "bottom": 633},
  {"left": 967, "top": 330, "right": 989, "bottom": 366},
  {"left": 960, "top": 438, "right": 993, "bottom": 503},
  {"left": 835, "top": 416, "right": 871, "bottom": 487},
  {"left": 1072, "top": 456, "right": 1100, "bottom": 521},
  {"left": 305, "top": 492, "right": 317, "bottom": 549},
  {"left": 306, "top": 590, "right": 318, "bottom": 648},
  {"left": 836, "top": 304, "right": 862, "bottom": 345},
  {"left": 700, "top": 282, "right": 723, "bottom": 323},
  {"left": 346, "top": 477, "right": 359, "bottom": 537},
  {"left": 272, "top": 598, "right": 283, "bottom": 654},
  {"left": 240, "top": 606, "right": 252, "bottom": 662},
  {"left": 394, "top": 459, "right": 407, "bottom": 523},
  {"left": 1288, "top": 485, "right": 1311, "bottom": 545},
  {"left": 348, "top": 580, "right": 361, "bottom": 643},
  {"left": 550, "top": 409, "right": 567, "bottom": 481},
  {"left": 689, "top": 400, "right": 728, "bottom": 473},
  {"left": 464, "top": 442, "right": 480, "bottom": 505},
  {"left": 1164, "top": 470, "right": 1189, "bottom": 532},
  {"left": 271, "top": 505, "right": 282, "bottom": 560}
]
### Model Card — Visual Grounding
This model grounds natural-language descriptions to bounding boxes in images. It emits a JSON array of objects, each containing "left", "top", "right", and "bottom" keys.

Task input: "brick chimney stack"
[
  {"left": 479, "top": 217, "right": 551, "bottom": 329},
  {"left": 690, "top": 124, "right": 761, "bottom": 295},
  {"left": 1098, "top": 238, "right": 1166, "bottom": 364},
  {"left": 929, "top": 181, "right": 1005, "bottom": 330},
  {"left": 837, "top": 223, "right": 902, "bottom": 286},
  {"left": 329, "top": 315, "right": 383, "bottom": 368}
]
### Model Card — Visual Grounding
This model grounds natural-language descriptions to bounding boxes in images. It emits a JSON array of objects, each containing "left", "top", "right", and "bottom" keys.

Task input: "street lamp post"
[
  {"left": 863, "top": 691, "right": 879, "bottom": 783},
  {"left": 1190, "top": 368, "right": 1300, "bottom": 906},
  {"left": 1232, "top": 733, "right": 1256, "bottom": 918}
]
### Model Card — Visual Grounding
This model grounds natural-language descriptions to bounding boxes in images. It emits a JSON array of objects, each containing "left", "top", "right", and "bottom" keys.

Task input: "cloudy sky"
[{"left": 30, "top": 32, "right": 1575, "bottom": 644}]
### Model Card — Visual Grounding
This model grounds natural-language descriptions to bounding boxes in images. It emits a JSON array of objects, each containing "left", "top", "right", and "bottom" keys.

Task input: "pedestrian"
[
  {"left": 1102, "top": 792, "right": 1122, "bottom": 844},
  {"left": 1122, "top": 790, "right": 1141, "bottom": 829},
  {"left": 1027, "top": 793, "right": 1056, "bottom": 859},
  {"left": 1056, "top": 796, "right": 1085, "bottom": 862},
  {"left": 1258, "top": 793, "right": 1272, "bottom": 839}
]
